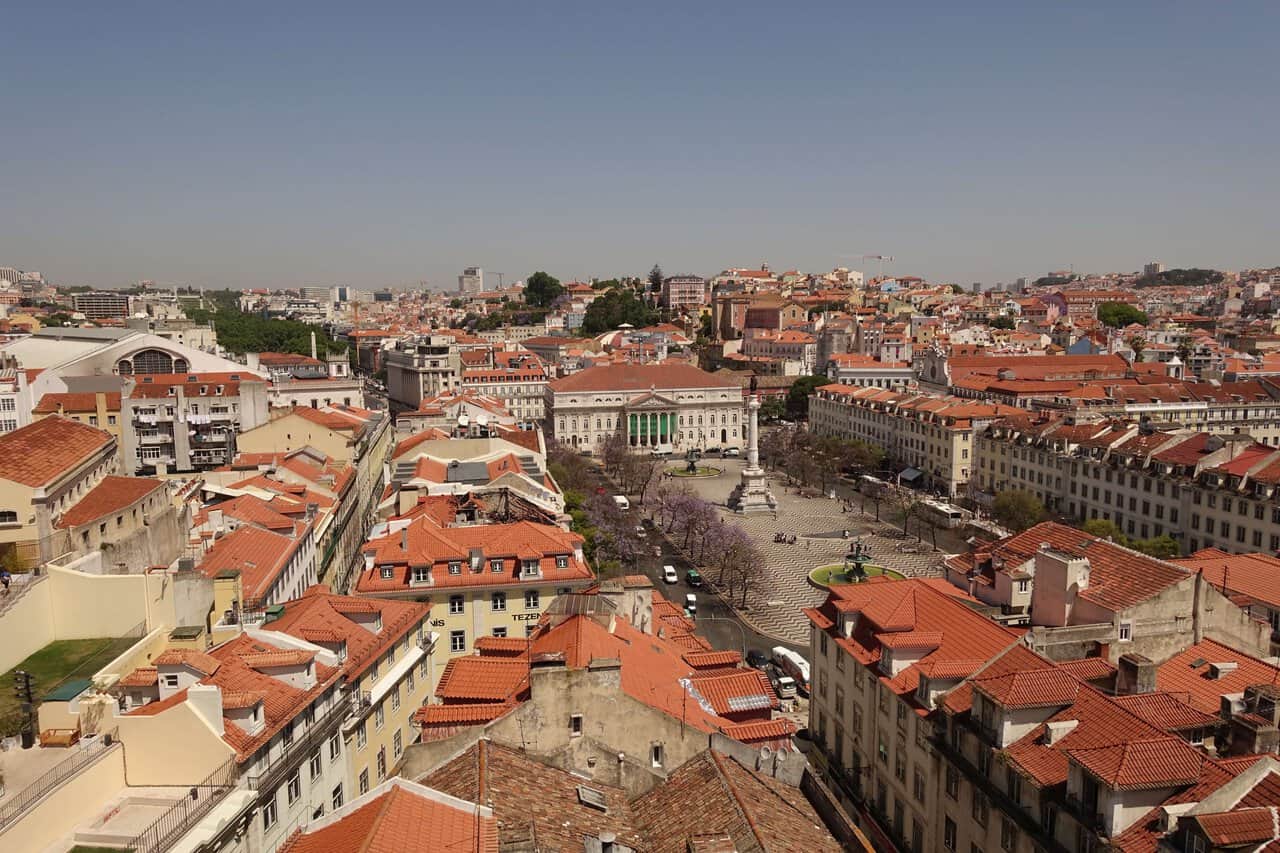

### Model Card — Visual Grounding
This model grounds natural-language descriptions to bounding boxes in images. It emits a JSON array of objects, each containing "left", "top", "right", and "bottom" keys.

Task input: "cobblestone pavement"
[{"left": 674, "top": 461, "right": 947, "bottom": 645}]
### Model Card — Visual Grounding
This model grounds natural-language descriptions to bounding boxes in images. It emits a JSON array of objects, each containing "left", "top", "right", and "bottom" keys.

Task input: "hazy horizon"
[{"left": 4, "top": 2, "right": 1278, "bottom": 290}]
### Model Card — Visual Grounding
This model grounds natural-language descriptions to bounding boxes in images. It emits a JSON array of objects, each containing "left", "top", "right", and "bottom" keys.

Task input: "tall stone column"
[{"left": 728, "top": 393, "right": 775, "bottom": 514}]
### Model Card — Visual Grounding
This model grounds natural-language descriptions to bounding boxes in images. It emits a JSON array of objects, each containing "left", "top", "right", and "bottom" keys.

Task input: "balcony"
[
  {"left": 138, "top": 433, "right": 173, "bottom": 445},
  {"left": 246, "top": 697, "right": 349, "bottom": 796}
]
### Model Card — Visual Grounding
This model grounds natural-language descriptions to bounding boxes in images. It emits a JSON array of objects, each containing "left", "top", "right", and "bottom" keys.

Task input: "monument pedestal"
[
  {"left": 728, "top": 394, "right": 776, "bottom": 514},
  {"left": 728, "top": 466, "right": 776, "bottom": 514}
]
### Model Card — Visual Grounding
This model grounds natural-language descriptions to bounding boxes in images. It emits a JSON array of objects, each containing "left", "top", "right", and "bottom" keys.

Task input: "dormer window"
[
  {"left": 555, "top": 555, "right": 569, "bottom": 569},
  {"left": 379, "top": 566, "right": 394, "bottom": 580},
  {"left": 521, "top": 560, "right": 540, "bottom": 578},
  {"left": 410, "top": 566, "right": 430, "bottom": 585},
  {"left": 448, "top": 561, "right": 462, "bottom": 575},
  {"left": 490, "top": 559, "right": 503, "bottom": 573}
]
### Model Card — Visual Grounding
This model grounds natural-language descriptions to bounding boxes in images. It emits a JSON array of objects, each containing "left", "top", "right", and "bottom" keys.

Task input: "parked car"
[
  {"left": 746, "top": 649, "right": 770, "bottom": 670},
  {"left": 723, "top": 447, "right": 742, "bottom": 457},
  {"left": 686, "top": 569, "right": 703, "bottom": 588},
  {"left": 684, "top": 593, "right": 697, "bottom": 617},
  {"left": 703, "top": 447, "right": 722, "bottom": 457},
  {"left": 764, "top": 664, "right": 797, "bottom": 699},
  {"left": 662, "top": 565, "right": 678, "bottom": 584},
  {"left": 772, "top": 646, "right": 811, "bottom": 695}
]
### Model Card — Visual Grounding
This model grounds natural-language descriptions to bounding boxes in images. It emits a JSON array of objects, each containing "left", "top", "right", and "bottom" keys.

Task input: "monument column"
[{"left": 728, "top": 393, "right": 775, "bottom": 514}]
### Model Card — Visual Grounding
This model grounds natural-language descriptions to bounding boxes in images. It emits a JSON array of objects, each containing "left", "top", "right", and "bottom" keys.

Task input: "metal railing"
[
  {"left": 126, "top": 756, "right": 239, "bottom": 853},
  {"left": 0, "top": 729, "right": 120, "bottom": 832}
]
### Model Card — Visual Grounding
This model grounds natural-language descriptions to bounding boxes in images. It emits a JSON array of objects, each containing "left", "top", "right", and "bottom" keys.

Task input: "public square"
[{"left": 669, "top": 458, "right": 948, "bottom": 645}]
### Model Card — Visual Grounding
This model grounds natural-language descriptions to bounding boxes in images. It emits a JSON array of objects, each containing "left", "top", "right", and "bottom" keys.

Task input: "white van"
[
  {"left": 684, "top": 593, "right": 697, "bottom": 617},
  {"left": 612, "top": 495, "right": 630, "bottom": 511},
  {"left": 767, "top": 665, "right": 798, "bottom": 700},
  {"left": 772, "top": 646, "right": 810, "bottom": 695}
]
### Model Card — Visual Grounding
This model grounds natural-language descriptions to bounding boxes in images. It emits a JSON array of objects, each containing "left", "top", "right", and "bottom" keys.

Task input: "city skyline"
[{"left": 3, "top": 2, "right": 1278, "bottom": 288}]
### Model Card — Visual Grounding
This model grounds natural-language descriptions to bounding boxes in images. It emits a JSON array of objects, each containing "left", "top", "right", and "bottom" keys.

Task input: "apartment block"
[{"left": 810, "top": 384, "right": 1019, "bottom": 496}]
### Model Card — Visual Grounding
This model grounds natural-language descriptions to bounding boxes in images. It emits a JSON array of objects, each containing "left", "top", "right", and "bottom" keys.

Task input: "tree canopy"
[
  {"left": 580, "top": 287, "right": 658, "bottom": 334},
  {"left": 523, "top": 271, "right": 564, "bottom": 308},
  {"left": 1135, "top": 268, "right": 1224, "bottom": 289},
  {"left": 648, "top": 264, "right": 664, "bottom": 293},
  {"left": 1097, "top": 302, "right": 1148, "bottom": 328},
  {"left": 187, "top": 290, "right": 346, "bottom": 357},
  {"left": 785, "top": 374, "right": 830, "bottom": 419},
  {"left": 989, "top": 316, "right": 1015, "bottom": 330},
  {"left": 992, "top": 489, "right": 1047, "bottom": 532},
  {"left": 1082, "top": 518, "right": 1179, "bottom": 558}
]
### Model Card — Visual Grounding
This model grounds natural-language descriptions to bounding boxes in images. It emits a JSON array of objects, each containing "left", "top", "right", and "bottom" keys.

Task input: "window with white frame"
[
  {"left": 491, "top": 591, "right": 507, "bottom": 612},
  {"left": 450, "top": 630, "right": 466, "bottom": 653}
]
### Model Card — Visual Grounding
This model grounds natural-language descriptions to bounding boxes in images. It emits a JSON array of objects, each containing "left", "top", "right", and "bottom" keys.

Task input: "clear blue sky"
[{"left": 3, "top": 2, "right": 1277, "bottom": 289}]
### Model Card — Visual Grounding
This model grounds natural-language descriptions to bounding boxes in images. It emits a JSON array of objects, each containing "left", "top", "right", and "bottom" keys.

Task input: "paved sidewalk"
[{"left": 674, "top": 461, "right": 946, "bottom": 645}]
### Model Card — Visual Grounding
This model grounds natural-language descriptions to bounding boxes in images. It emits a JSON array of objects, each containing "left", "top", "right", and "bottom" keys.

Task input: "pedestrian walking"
[{"left": 0, "top": 569, "right": 10, "bottom": 595}]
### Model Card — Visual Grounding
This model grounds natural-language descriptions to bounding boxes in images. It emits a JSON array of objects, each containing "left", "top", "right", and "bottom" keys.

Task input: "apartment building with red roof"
[
  {"left": 944, "top": 521, "right": 1269, "bottom": 664},
  {"left": 119, "top": 370, "right": 270, "bottom": 474},
  {"left": 354, "top": 512, "right": 594, "bottom": 672},
  {"left": 32, "top": 389, "right": 123, "bottom": 440},
  {"left": 51, "top": 474, "right": 185, "bottom": 566},
  {"left": 805, "top": 574, "right": 1280, "bottom": 853},
  {"left": 195, "top": 513, "right": 318, "bottom": 608},
  {"left": 416, "top": 579, "right": 797, "bottom": 762},
  {"left": 809, "top": 383, "right": 1021, "bottom": 496},
  {"left": 0, "top": 414, "right": 119, "bottom": 562}
]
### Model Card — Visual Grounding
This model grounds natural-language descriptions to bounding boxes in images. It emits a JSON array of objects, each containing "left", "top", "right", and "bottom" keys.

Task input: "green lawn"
[
  {"left": 0, "top": 638, "right": 137, "bottom": 737},
  {"left": 809, "top": 564, "right": 905, "bottom": 587}
]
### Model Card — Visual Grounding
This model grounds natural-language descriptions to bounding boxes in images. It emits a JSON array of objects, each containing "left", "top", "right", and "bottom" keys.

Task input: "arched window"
[{"left": 124, "top": 349, "right": 177, "bottom": 375}]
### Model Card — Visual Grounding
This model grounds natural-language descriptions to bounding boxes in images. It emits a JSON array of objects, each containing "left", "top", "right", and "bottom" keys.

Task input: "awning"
[{"left": 898, "top": 468, "right": 923, "bottom": 483}]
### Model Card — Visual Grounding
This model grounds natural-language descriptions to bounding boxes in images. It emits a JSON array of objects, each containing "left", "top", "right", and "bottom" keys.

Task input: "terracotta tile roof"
[
  {"left": 118, "top": 667, "right": 158, "bottom": 687},
  {"left": 423, "top": 739, "right": 646, "bottom": 851},
  {"left": 1174, "top": 551, "right": 1280, "bottom": 611},
  {"left": 973, "top": 521, "right": 1189, "bottom": 611},
  {"left": 197, "top": 494, "right": 297, "bottom": 531},
  {"left": 56, "top": 476, "right": 166, "bottom": 529},
  {"left": 1056, "top": 657, "right": 1117, "bottom": 681},
  {"left": 717, "top": 719, "right": 799, "bottom": 744},
  {"left": 197, "top": 524, "right": 306, "bottom": 606},
  {"left": 1068, "top": 737, "right": 1204, "bottom": 790},
  {"left": 876, "top": 630, "right": 943, "bottom": 650},
  {"left": 1112, "top": 692, "right": 1219, "bottom": 732},
  {"left": 471, "top": 636, "right": 531, "bottom": 656},
  {"left": 972, "top": 667, "right": 1080, "bottom": 709},
  {"left": 1194, "top": 808, "right": 1280, "bottom": 847},
  {"left": 355, "top": 517, "right": 591, "bottom": 593},
  {"left": 414, "top": 702, "right": 516, "bottom": 725},
  {"left": 631, "top": 750, "right": 842, "bottom": 853},
  {"left": 127, "top": 372, "right": 259, "bottom": 398},
  {"left": 32, "top": 391, "right": 121, "bottom": 414},
  {"left": 265, "top": 587, "right": 429, "bottom": 681},
  {"left": 1156, "top": 638, "right": 1280, "bottom": 714},
  {"left": 222, "top": 691, "right": 266, "bottom": 710},
  {"left": 435, "top": 658, "right": 530, "bottom": 702},
  {"left": 153, "top": 648, "right": 222, "bottom": 675},
  {"left": 683, "top": 650, "right": 743, "bottom": 669},
  {"left": 241, "top": 650, "right": 316, "bottom": 668},
  {"left": 808, "top": 578, "right": 1020, "bottom": 710},
  {"left": 277, "top": 778, "right": 498, "bottom": 853},
  {"left": 0, "top": 416, "right": 114, "bottom": 487},
  {"left": 688, "top": 669, "right": 779, "bottom": 715},
  {"left": 548, "top": 362, "right": 739, "bottom": 394}
]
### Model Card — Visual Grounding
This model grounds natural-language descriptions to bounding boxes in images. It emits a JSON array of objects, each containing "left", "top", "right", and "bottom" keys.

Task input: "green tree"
[
  {"left": 1097, "top": 302, "right": 1149, "bottom": 328},
  {"left": 524, "top": 271, "right": 564, "bottom": 308},
  {"left": 989, "top": 316, "right": 1015, "bottom": 330},
  {"left": 580, "top": 288, "right": 659, "bottom": 334},
  {"left": 785, "top": 374, "right": 830, "bottom": 420},
  {"left": 1130, "top": 535, "right": 1180, "bottom": 559},
  {"left": 1082, "top": 518, "right": 1124, "bottom": 540},
  {"left": 186, "top": 290, "right": 346, "bottom": 357},
  {"left": 759, "top": 397, "right": 786, "bottom": 421},
  {"left": 648, "top": 264, "right": 664, "bottom": 293},
  {"left": 992, "top": 490, "right": 1047, "bottom": 532}
]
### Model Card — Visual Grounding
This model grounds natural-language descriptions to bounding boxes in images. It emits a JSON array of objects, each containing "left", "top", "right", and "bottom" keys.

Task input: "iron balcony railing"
[
  {"left": 0, "top": 729, "right": 120, "bottom": 832},
  {"left": 126, "top": 756, "right": 239, "bottom": 853}
]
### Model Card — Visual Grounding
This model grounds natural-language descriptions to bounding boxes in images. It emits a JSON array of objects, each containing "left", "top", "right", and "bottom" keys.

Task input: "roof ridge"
[
  {"left": 356, "top": 784, "right": 399, "bottom": 853},
  {"left": 706, "top": 750, "right": 766, "bottom": 851}
]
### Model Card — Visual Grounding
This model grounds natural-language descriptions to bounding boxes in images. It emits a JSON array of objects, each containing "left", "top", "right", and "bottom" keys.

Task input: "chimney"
[
  {"left": 1115, "top": 653, "right": 1157, "bottom": 695},
  {"left": 1043, "top": 719, "right": 1079, "bottom": 745},
  {"left": 1208, "top": 661, "right": 1239, "bottom": 679},
  {"left": 310, "top": 331, "right": 318, "bottom": 360},
  {"left": 397, "top": 485, "right": 420, "bottom": 516}
]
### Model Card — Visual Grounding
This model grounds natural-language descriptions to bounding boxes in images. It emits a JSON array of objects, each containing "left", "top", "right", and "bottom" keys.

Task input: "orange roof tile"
[
  {"left": 56, "top": 476, "right": 166, "bottom": 529},
  {"left": 1068, "top": 737, "right": 1203, "bottom": 790},
  {"left": 0, "top": 416, "right": 114, "bottom": 486},
  {"left": 153, "top": 648, "right": 222, "bottom": 675}
]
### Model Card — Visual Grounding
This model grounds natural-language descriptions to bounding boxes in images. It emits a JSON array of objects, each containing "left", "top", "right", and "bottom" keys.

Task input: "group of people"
[{"left": 773, "top": 532, "right": 799, "bottom": 544}]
